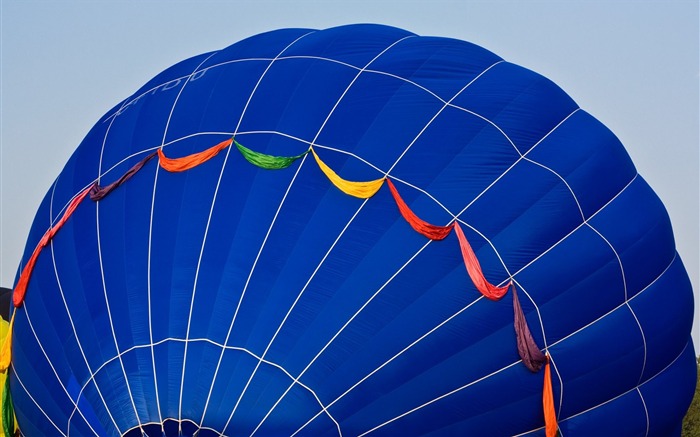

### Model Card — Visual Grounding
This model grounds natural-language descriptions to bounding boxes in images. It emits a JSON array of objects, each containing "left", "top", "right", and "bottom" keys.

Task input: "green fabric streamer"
[
  {"left": 2, "top": 373, "right": 13, "bottom": 437},
  {"left": 235, "top": 140, "right": 308, "bottom": 170}
]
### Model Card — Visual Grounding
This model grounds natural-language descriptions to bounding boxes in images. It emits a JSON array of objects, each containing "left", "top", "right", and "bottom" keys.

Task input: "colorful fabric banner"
[
  {"left": 158, "top": 137, "right": 233, "bottom": 172},
  {"left": 386, "top": 179, "right": 454, "bottom": 240},
  {"left": 310, "top": 148, "right": 385, "bottom": 198},
  {"left": 543, "top": 357, "right": 558, "bottom": 437},
  {"left": 235, "top": 140, "right": 308, "bottom": 170},
  {"left": 512, "top": 284, "right": 547, "bottom": 372},
  {"left": 0, "top": 314, "right": 13, "bottom": 372},
  {"left": 453, "top": 222, "right": 511, "bottom": 300},
  {"left": 13, "top": 186, "right": 91, "bottom": 308},
  {"left": 90, "top": 152, "right": 157, "bottom": 201}
]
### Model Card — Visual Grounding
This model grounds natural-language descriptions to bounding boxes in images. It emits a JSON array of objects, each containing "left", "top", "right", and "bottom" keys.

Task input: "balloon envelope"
[{"left": 11, "top": 24, "right": 696, "bottom": 436}]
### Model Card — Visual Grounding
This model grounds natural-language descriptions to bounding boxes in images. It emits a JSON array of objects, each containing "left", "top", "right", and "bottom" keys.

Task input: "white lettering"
[
  {"left": 162, "top": 78, "right": 181, "bottom": 91},
  {"left": 190, "top": 69, "right": 207, "bottom": 81}
]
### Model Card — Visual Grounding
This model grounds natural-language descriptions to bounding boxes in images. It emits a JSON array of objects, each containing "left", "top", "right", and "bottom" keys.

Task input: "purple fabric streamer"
[
  {"left": 90, "top": 151, "right": 157, "bottom": 201},
  {"left": 512, "top": 284, "right": 547, "bottom": 372}
]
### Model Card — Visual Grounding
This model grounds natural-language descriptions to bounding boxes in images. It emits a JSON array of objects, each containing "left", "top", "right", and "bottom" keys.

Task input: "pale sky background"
[{"left": 1, "top": 1, "right": 698, "bottom": 347}]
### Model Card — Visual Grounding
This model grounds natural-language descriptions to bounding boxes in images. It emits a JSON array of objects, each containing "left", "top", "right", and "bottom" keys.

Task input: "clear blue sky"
[{"left": 1, "top": 0, "right": 698, "bottom": 345}]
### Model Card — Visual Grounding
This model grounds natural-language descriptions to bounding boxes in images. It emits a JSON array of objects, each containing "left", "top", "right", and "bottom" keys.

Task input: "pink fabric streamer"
[{"left": 453, "top": 222, "right": 510, "bottom": 300}]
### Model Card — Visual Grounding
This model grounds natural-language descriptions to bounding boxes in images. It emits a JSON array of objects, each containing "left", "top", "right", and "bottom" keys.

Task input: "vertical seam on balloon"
[
  {"left": 171, "top": 60, "right": 234, "bottom": 431},
  {"left": 19, "top": 301, "right": 100, "bottom": 436},
  {"left": 191, "top": 31, "right": 318, "bottom": 433},
  {"left": 93, "top": 78, "right": 146, "bottom": 435},
  {"left": 137, "top": 49, "right": 221, "bottom": 434},
  {"left": 94, "top": 181, "right": 143, "bottom": 434},
  {"left": 226, "top": 34, "right": 415, "bottom": 437},
  {"left": 10, "top": 366, "right": 67, "bottom": 437},
  {"left": 46, "top": 179, "right": 123, "bottom": 435},
  {"left": 145, "top": 162, "right": 164, "bottom": 434},
  {"left": 636, "top": 387, "right": 650, "bottom": 437},
  {"left": 93, "top": 199, "right": 140, "bottom": 429},
  {"left": 585, "top": 222, "right": 648, "bottom": 383}
]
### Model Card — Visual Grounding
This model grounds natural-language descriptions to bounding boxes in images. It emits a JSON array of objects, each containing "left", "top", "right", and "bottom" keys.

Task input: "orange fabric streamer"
[
  {"left": 386, "top": 179, "right": 454, "bottom": 240},
  {"left": 453, "top": 222, "right": 510, "bottom": 300},
  {"left": 13, "top": 186, "right": 91, "bottom": 307},
  {"left": 158, "top": 137, "right": 233, "bottom": 172},
  {"left": 543, "top": 356, "right": 558, "bottom": 437}
]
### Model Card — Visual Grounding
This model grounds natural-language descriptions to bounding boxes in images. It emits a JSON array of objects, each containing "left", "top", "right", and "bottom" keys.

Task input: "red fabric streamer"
[
  {"left": 386, "top": 179, "right": 454, "bottom": 240},
  {"left": 13, "top": 186, "right": 91, "bottom": 307},
  {"left": 158, "top": 138, "right": 233, "bottom": 172},
  {"left": 90, "top": 151, "right": 157, "bottom": 201},
  {"left": 512, "top": 284, "right": 547, "bottom": 372},
  {"left": 453, "top": 222, "right": 510, "bottom": 300},
  {"left": 543, "top": 356, "right": 558, "bottom": 437}
]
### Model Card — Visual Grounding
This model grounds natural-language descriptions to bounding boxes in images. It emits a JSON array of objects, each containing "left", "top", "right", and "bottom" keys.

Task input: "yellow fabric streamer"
[
  {"left": 0, "top": 314, "right": 14, "bottom": 372},
  {"left": 310, "top": 148, "right": 385, "bottom": 198}
]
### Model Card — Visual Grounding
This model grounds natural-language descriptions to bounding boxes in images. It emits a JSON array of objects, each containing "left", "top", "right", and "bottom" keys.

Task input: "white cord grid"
[{"left": 10, "top": 34, "right": 663, "bottom": 437}]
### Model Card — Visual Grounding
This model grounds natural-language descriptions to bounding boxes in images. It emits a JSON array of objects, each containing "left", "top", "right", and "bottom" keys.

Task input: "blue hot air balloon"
[{"left": 6, "top": 24, "right": 696, "bottom": 436}]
